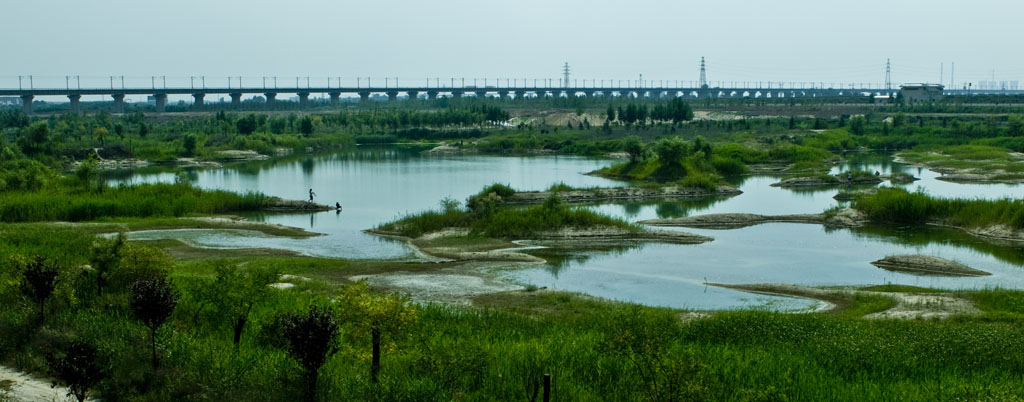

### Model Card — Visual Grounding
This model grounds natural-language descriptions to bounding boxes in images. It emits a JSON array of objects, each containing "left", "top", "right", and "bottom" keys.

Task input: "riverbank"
[
  {"left": 639, "top": 208, "right": 868, "bottom": 229},
  {"left": 895, "top": 146, "right": 1024, "bottom": 183},
  {"left": 502, "top": 185, "right": 741, "bottom": 205}
]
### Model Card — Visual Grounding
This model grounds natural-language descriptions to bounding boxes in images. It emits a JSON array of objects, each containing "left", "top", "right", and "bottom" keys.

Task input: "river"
[{"left": 105, "top": 147, "right": 1024, "bottom": 311}]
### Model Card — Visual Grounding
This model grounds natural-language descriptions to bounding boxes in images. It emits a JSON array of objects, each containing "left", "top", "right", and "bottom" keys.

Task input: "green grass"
[
  {"left": 852, "top": 187, "right": 1024, "bottom": 229},
  {"left": 0, "top": 182, "right": 268, "bottom": 222},
  {"left": 6, "top": 224, "right": 1024, "bottom": 400}
]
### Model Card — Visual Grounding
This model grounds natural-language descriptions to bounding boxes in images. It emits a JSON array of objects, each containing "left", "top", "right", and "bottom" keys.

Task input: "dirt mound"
[{"left": 870, "top": 255, "right": 990, "bottom": 277}]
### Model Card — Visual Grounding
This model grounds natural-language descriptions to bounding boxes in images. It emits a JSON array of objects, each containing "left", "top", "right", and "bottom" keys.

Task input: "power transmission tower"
[
  {"left": 562, "top": 62, "right": 571, "bottom": 88},
  {"left": 885, "top": 59, "right": 892, "bottom": 91},
  {"left": 699, "top": 57, "right": 708, "bottom": 88}
]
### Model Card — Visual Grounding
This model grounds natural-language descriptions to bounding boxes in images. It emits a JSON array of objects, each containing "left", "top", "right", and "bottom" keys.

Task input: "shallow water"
[{"left": 108, "top": 149, "right": 1024, "bottom": 310}]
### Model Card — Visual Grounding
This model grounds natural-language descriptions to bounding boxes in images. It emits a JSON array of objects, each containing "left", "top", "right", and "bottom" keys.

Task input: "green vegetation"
[
  {"left": 378, "top": 185, "right": 636, "bottom": 238},
  {"left": 852, "top": 187, "right": 1024, "bottom": 229},
  {"left": 0, "top": 181, "right": 268, "bottom": 222},
  {"left": 4, "top": 233, "right": 1024, "bottom": 402}
]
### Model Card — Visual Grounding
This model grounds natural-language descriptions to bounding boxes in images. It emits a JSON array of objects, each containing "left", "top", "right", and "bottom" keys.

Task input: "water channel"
[{"left": 105, "top": 147, "right": 1024, "bottom": 311}]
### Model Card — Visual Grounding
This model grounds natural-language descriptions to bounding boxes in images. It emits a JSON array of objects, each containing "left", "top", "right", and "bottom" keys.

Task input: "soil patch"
[{"left": 870, "top": 255, "right": 991, "bottom": 277}]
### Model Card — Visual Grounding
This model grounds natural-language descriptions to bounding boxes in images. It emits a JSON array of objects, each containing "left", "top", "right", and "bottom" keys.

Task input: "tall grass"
[
  {"left": 0, "top": 182, "right": 268, "bottom": 222},
  {"left": 379, "top": 188, "right": 635, "bottom": 238},
  {"left": 852, "top": 187, "right": 1024, "bottom": 229}
]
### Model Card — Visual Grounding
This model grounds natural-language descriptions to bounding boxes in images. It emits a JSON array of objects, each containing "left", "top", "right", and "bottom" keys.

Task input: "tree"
[
  {"left": 624, "top": 135, "right": 644, "bottom": 163},
  {"left": 692, "top": 136, "right": 712, "bottom": 160},
  {"left": 92, "top": 126, "right": 108, "bottom": 147},
  {"left": 75, "top": 154, "right": 98, "bottom": 190},
  {"left": 668, "top": 97, "right": 694, "bottom": 123},
  {"left": 18, "top": 121, "right": 50, "bottom": 155},
  {"left": 653, "top": 137, "right": 689, "bottom": 181},
  {"left": 279, "top": 304, "right": 340, "bottom": 401},
  {"left": 204, "top": 263, "right": 277, "bottom": 345},
  {"left": 849, "top": 116, "right": 867, "bottom": 135},
  {"left": 1008, "top": 115, "right": 1024, "bottom": 137},
  {"left": 47, "top": 341, "right": 106, "bottom": 402},
  {"left": 338, "top": 283, "right": 417, "bottom": 384},
  {"left": 299, "top": 116, "right": 314, "bottom": 136},
  {"left": 183, "top": 133, "right": 198, "bottom": 156},
  {"left": 20, "top": 255, "right": 60, "bottom": 325},
  {"left": 130, "top": 276, "right": 179, "bottom": 368},
  {"left": 236, "top": 114, "right": 258, "bottom": 135},
  {"left": 606, "top": 104, "right": 616, "bottom": 122},
  {"left": 138, "top": 121, "right": 149, "bottom": 137},
  {"left": 114, "top": 123, "right": 125, "bottom": 139},
  {"left": 89, "top": 232, "right": 124, "bottom": 297}
]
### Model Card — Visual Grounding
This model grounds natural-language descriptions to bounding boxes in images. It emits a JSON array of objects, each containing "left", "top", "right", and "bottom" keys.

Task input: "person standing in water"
[{"left": 308, "top": 188, "right": 316, "bottom": 202}]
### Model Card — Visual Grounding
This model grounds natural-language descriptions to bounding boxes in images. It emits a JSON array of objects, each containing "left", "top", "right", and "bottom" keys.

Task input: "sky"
[{"left": 3, "top": 0, "right": 1024, "bottom": 92}]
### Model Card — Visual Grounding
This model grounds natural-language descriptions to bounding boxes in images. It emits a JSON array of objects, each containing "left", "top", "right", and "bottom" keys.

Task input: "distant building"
[
  {"left": 0, "top": 96, "right": 20, "bottom": 105},
  {"left": 899, "top": 83, "right": 944, "bottom": 102}
]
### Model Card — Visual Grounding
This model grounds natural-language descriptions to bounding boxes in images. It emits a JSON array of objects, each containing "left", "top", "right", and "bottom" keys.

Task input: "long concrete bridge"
[{"left": 2, "top": 84, "right": 1020, "bottom": 114}]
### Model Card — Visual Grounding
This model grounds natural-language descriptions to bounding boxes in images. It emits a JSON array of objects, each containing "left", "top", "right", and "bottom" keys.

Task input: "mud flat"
[
  {"left": 711, "top": 283, "right": 980, "bottom": 319},
  {"left": 772, "top": 175, "right": 882, "bottom": 188},
  {"left": 263, "top": 197, "right": 334, "bottom": 212},
  {"left": 870, "top": 255, "right": 991, "bottom": 277},
  {"left": 504, "top": 185, "right": 742, "bottom": 205},
  {"left": 367, "top": 226, "right": 712, "bottom": 263},
  {"left": 639, "top": 208, "right": 868, "bottom": 229}
]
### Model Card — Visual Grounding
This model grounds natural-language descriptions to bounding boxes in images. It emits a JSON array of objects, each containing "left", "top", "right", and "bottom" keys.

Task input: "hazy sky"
[{"left": 4, "top": 0, "right": 1024, "bottom": 90}]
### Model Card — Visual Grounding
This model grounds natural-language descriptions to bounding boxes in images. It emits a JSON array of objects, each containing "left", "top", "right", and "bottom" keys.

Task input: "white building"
[{"left": 899, "top": 83, "right": 944, "bottom": 102}]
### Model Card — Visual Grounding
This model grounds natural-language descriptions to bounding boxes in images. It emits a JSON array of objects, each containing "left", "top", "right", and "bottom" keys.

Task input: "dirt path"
[{"left": 0, "top": 365, "right": 79, "bottom": 402}]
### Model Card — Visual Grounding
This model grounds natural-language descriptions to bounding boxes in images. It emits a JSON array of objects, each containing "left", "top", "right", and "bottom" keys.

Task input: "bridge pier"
[
  {"left": 359, "top": 91, "right": 371, "bottom": 102},
  {"left": 475, "top": 90, "right": 486, "bottom": 99},
  {"left": 451, "top": 91, "right": 463, "bottom": 99},
  {"left": 192, "top": 93, "right": 204, "bottom": 107},
  {"left": 298, "top": 92, "right": 310, "bottom": 106},
  {"left": 426, "top": 91, "right": 437, "bottom": 100},
  {"left": 20, "top": 95, "right": 33, "bottom": 114},
  {"left": 68, "top": 94, "right": 81, "bottom": 114},
  {"left": 387, "top": 91, "right": 398, "bottom": 102},
  {"left": 154, "top": 94, "right": 167, "bottom": 112},
  {"left": 329, "top": 92, "right": 340, "bottom": 104},
  {"left": 230, "top": 93, "right": 242, "bottom": 108},
  {"left": 497, "top": 90, "right": 508, "bottom": 100},
  {"left": 513, "top": 90, "right": 523, "bottom": 99},
  {"left": 264, "top": 92, "right": 277, "bottom": 105},
  {"left": 112, "top": 94, "right": 125, "bottom": 113},
  {"left": 407, "top": 91, "right": 419, "bottom": 100}
]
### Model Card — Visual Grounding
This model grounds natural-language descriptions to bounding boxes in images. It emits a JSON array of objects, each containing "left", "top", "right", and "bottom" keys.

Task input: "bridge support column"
[
  {"left": 451, "top": 91, "right": 463, "bottom": 99},
  {"left": 406, "top": 91, "right": 419, "bottom": 100},
  {"left": 20, "top": 95, "right": 33, "bottom": 114},
  {"left": 230, "top": 93, "right": 242, "bottom": 108},
  {"left": 298, "top": 92, "right": 310, "bottom": 106},
  {"left": 329, "top": 92, "right": 340, "bottom": 104},
  {"left": 386, "top": 91, "right": 398, "bottom": 102},
  {"left": 426, "top": 91, "right": 437, "bottom": 100},
  {"left": 68, "top": 94, "right": 81, "bottom": 114},
  {"left": 154, "top": 94, "right": 167, "bottom": 112},
  {"left": 513, "top": 91, "right": 523, "bottom": 99},
  {"left": 192, "top": 93, "right": 204, "bottom": 107},
  {"left": 359, "top": 91, "right": 371, "bottom": 102},
  {"left": 583, "top": 91, "right": 594, "bottom": 98},
  {"left": 112, "top": 94, "right": 125, "bottom": 113},
  {"left": 475, "top": 91, "right": 486, "bottom": 99},
  {"left": 497, "top": 91, "right": 508, "bottom": 100}
]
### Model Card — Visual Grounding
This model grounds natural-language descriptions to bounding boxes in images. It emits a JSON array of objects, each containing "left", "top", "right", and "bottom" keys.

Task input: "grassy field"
[{"left": 4, "top": 224, "right": 1024, "bottom": 401}]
